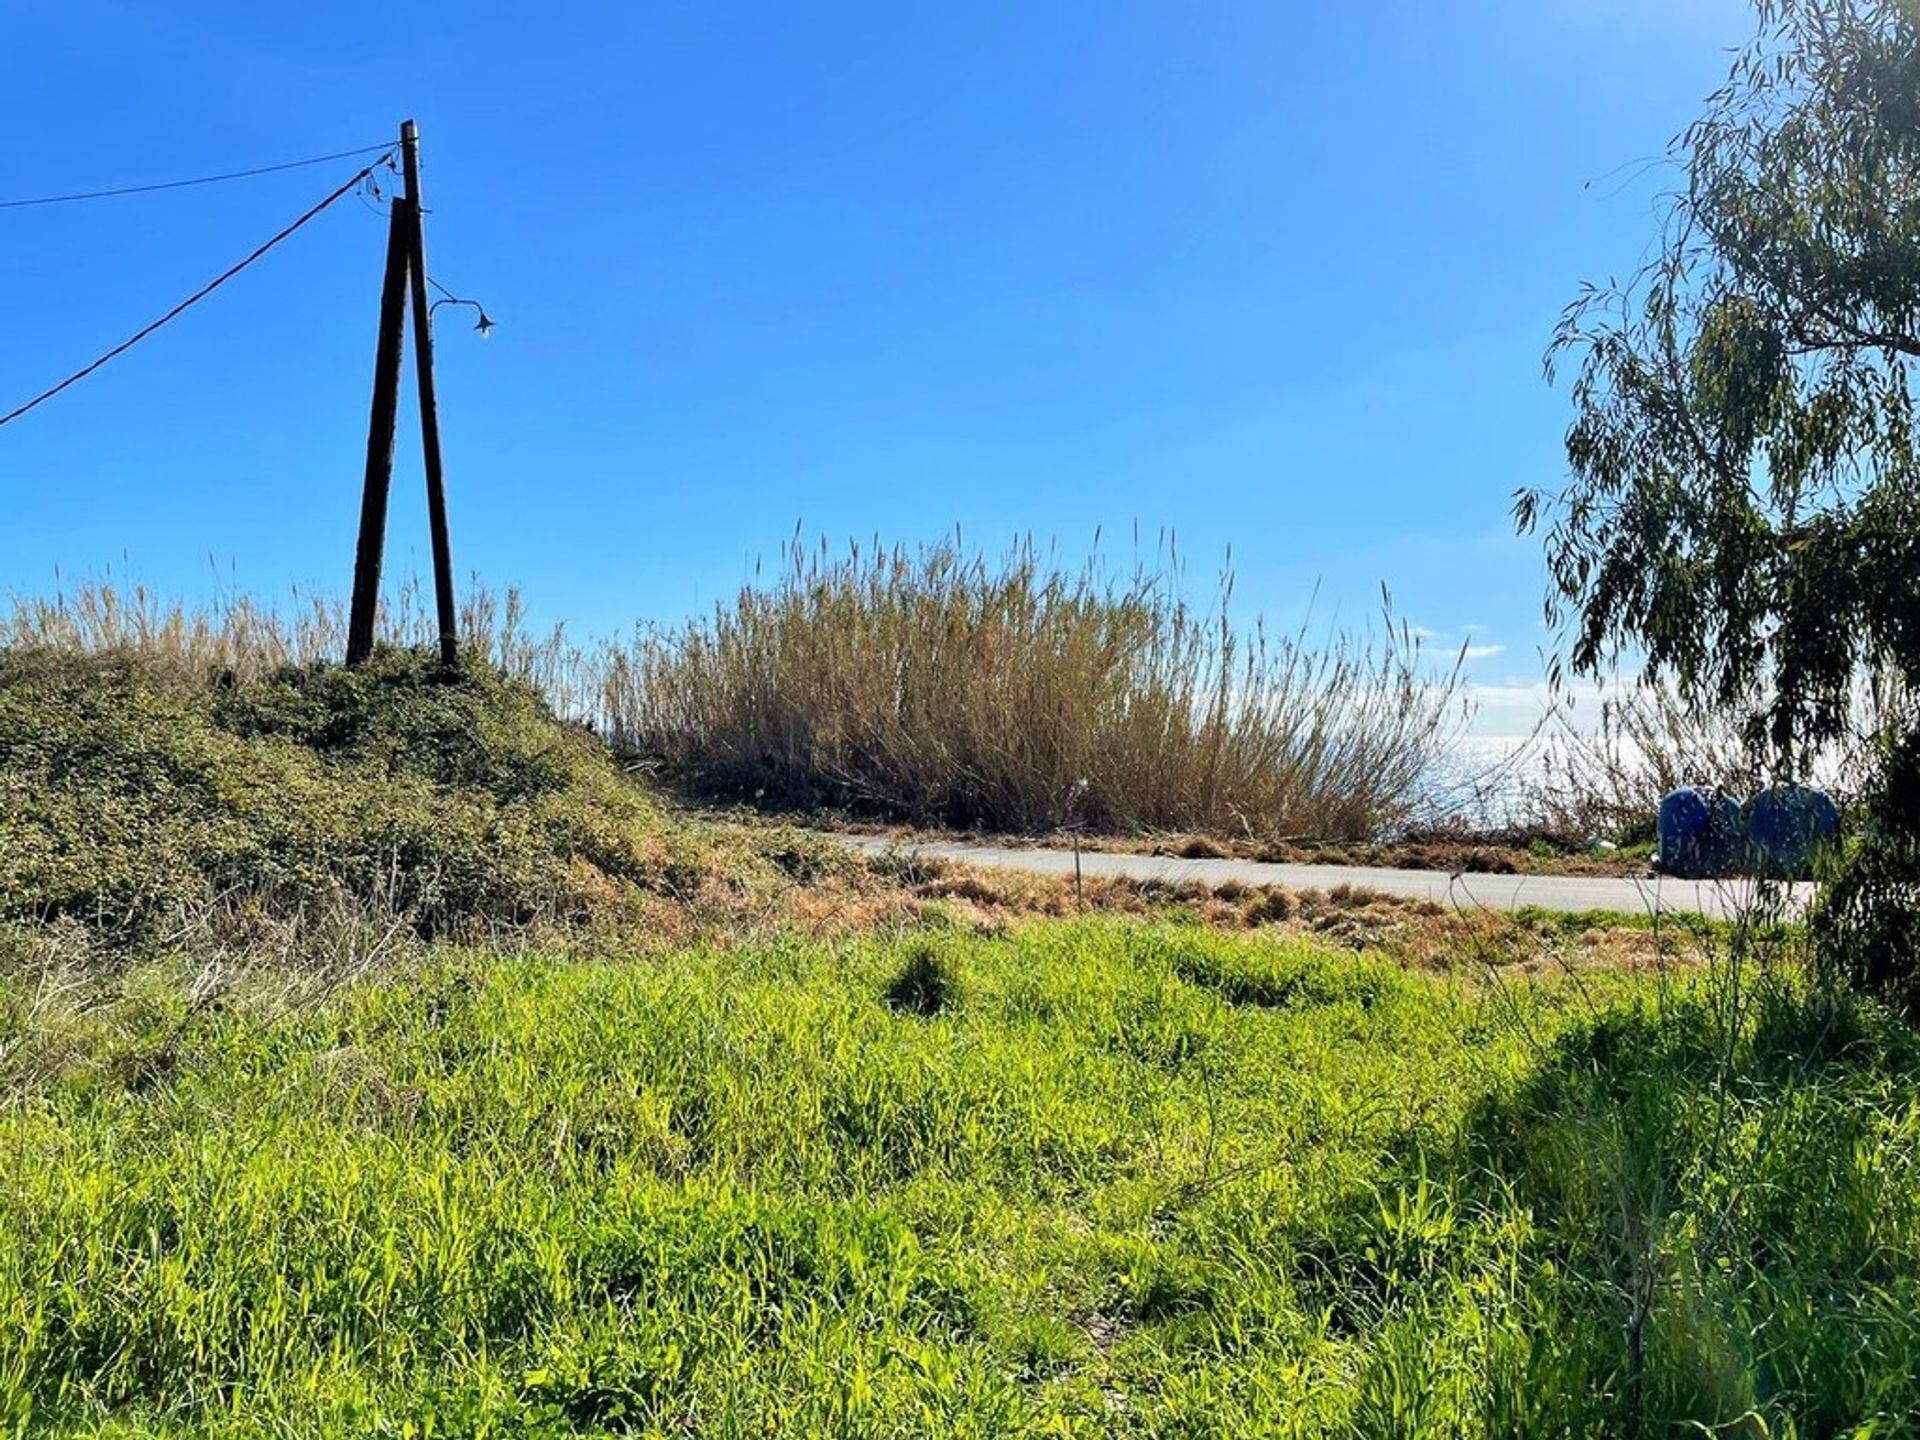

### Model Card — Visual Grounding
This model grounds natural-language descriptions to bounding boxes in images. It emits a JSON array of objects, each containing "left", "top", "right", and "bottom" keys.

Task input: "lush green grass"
[{"left": 4, "top": 920, "right": 1918, "bottom": 1436}]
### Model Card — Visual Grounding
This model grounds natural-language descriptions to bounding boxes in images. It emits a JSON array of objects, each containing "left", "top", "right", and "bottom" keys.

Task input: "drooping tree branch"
[{"left": 1520, "top": 0, "right": 1920, "bottom": 769}]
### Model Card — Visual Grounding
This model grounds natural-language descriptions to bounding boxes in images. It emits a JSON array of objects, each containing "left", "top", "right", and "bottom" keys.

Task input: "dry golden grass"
[
  {"left": 600, "top": 534, "right": 1469, "bottom": 841},
  {"left": 765, "top": 845, "right": 1706, "bottom": 974},
  {"left": 2, "top": 575, "right": 597, "bottom": 713}
]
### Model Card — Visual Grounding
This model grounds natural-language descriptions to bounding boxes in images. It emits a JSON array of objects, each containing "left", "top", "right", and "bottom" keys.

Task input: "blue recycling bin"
[
  {"left": 1745, "top": 783, "right": 1839, "bottom": 879},
  {"left": 1657, "top": 787, "right": 1744, "bottom": 879}
]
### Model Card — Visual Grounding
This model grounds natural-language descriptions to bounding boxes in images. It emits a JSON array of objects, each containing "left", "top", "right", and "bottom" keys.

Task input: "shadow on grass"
[{"left": 1294, "top": 981, "right": 1920, "bottom": 1437}]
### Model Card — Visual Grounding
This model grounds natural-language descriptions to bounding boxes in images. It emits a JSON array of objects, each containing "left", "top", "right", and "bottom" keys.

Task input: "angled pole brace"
[{"left": 346, "top": 119, "right": 459, "bottom": 668}]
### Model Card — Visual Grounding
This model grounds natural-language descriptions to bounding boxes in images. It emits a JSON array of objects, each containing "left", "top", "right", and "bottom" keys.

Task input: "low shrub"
[
  {"left": 883, "top": 941, "right": 961, "bottom": 1016},
  {"left": 0, "top": 646, "right": 683, "bottom": 944},
  {"left": 1812, "top": 730, "right": 1920, "bottom": 1014}
]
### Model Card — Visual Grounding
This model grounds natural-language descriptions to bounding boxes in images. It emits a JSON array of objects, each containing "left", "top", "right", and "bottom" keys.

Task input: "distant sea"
[{"left": 1419, "top": 735, "right": 1553, "bottom": 831}]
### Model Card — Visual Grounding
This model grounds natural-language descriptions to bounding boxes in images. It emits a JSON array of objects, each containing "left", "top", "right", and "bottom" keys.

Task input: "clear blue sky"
[{"left": 1, "top": 0, "right": 1751, "bottom": 733}]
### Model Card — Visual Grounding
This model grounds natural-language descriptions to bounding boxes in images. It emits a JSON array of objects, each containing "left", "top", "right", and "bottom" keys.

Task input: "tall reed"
[
  {"left": 1, "top": 574, "right": 595, "bottom": 714},
  {"left": 6, "top": 546, "right": 1471, "bottom": 841},
  {"left": 601, "top": 535, "right": 1468, "bottom": 840}
]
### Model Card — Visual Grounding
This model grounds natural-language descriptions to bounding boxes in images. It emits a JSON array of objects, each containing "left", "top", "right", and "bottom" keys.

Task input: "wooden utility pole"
[
  {"left": 346, "top": 118, "right": 461, "bottom": 668},
  {"left": 400, "top": 120, "right": 459, "bottom": 668},
  {"left": 346, "top": 195, "right": 412, "bottom": 666}
]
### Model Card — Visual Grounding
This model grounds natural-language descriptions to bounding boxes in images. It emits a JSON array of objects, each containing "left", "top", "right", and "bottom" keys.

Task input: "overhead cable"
[
  {"left": 0, "top": 160, "right": 386, "bottom": 429},
  {"left": 0, "top": 142, "right": 395, "bottom": 210}
]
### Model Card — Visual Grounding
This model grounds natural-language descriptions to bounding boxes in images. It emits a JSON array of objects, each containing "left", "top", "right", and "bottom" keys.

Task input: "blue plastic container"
[
  {"left": 1656, "top": 787, "right": 1744, "bottom": 879},
  {"left": 1745, "top": 783, "right": 1839, "bottom": 879}
]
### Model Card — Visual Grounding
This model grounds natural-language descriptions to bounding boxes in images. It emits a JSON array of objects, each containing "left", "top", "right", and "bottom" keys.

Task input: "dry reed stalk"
[{"left": 599, "top": 535, "right": 1468, "bottom": 840}]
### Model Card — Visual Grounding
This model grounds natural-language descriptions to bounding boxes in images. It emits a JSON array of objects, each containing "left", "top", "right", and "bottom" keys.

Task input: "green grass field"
[
  {"left": 2, "top": 645, "right": 1914, "bottom": 1436},
  {"left": 6, "top": 919, "right": 1920, "bottom": 1437}
]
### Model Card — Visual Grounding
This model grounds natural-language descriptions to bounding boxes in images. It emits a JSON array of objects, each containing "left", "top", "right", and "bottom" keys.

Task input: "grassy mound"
[
  {"left": 0, "top": 647, "right": 699, "bottom": 943},
  {"left": 2, "top": 922, "right": 1915, "bottom": 1435}
]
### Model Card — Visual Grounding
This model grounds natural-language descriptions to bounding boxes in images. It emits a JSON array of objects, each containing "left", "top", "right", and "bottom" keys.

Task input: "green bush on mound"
[{"left": 0, "top": 648, "right": 688, "bottom": 942}]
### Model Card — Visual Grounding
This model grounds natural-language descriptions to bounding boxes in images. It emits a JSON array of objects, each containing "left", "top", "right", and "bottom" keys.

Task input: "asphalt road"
[{"left": 835, "top": 834, "right": 1812, "bottom": 920}]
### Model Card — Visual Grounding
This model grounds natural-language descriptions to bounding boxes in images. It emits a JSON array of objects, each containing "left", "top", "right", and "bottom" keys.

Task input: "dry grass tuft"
[
  {"left": 600, "top": 534, "right": 1467, "bottom": 841},
  {"left": 3, "top": 575, "right": 596, "bottom": 713},
  {"left": 796, "top": 849, "right": 1707, "bottom": 974}
]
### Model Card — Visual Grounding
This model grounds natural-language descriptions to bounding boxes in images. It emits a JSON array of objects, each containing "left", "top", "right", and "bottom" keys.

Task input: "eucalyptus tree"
[
  {"left": 1519, "top": 0, "right": 1920, "bottom": 999},
  {"left": 1519, "top": 0, "right": 1920, "bottom": 763}
]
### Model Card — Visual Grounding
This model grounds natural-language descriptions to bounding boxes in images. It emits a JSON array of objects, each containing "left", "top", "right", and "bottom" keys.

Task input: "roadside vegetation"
[
  {"left": 600, "top": 535, "right": 1468, "bottom": 843},
  {"left": 0, "top": 604, "right": 1910, "bottom": 1435},
  {"left": 9, "top": 570, "right": 1701, "bottom": 863},
  {"left": 0, "top": 641, "right": 774, "bottom": 957}
]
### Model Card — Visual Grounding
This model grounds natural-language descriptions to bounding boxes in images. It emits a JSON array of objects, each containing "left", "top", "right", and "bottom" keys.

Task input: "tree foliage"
[{"left": 1519, "top": 0, "right": 1920, "bottom": 765}]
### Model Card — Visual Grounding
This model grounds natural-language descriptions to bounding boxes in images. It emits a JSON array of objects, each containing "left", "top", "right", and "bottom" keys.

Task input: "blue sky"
[{"left": 1, "top": 0, "right": 1751, "bottom": 733}]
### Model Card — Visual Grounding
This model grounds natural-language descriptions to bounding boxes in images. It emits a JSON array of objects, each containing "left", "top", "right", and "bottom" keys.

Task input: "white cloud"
[{"left": 1412, "top": 624, "right": 1506, "bottom": 659}]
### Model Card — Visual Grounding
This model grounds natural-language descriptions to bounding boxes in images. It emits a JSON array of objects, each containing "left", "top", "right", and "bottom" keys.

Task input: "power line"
[
  {"left": 0, "top": 161, "right": 384, "bottom": 429},
  {"left": 0, "top": 142, "right": 394, "bottom": 211}
]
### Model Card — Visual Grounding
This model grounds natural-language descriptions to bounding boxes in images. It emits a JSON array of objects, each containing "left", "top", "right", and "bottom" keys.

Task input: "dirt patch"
[{"left": 755, "top": 849, "right": 1705, "bottom": 972}]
